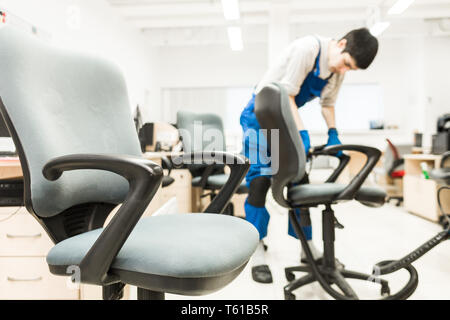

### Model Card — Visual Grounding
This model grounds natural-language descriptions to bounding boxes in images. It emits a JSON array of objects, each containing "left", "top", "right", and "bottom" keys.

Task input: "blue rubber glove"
[
  {"left": 326, "top": 128, "right": 343, "bottom": 157},
  {"left": 299, "top": 130, "right": 311, "bottom": 156}
]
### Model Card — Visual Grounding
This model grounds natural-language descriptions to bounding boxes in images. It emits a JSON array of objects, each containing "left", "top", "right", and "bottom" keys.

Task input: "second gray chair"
[{"left": 177, "top": 111, "right": 248, "bottom": 215}]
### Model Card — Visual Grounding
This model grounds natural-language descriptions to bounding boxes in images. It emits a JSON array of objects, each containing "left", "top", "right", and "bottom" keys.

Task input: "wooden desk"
[
  {"left": 0, "top": 157, "right": 22, "bottom": 179},
  {"left": 403, "top": 154, "right": 450, "bottom": 222}
]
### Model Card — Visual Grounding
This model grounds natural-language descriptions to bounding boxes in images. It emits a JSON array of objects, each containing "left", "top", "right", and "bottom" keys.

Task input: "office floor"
[{"left": 163, "top": 196, "right": 450, "bottom": 300}]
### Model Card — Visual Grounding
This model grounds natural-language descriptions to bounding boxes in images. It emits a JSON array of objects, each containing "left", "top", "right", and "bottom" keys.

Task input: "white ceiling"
[{"left": 107, "top": 0, "right": 450, "bottom": 46}]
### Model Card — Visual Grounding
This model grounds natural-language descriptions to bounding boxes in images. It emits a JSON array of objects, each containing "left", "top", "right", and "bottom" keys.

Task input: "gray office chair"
[
  {"left": 177, "top": 111, "right": 248, "bottom": 215},
  {"left": 0, "top": 26, "right": 258, "bottom": 300},
  {"left": 254, "top": 83, "right": 418, "bottom": 300}
]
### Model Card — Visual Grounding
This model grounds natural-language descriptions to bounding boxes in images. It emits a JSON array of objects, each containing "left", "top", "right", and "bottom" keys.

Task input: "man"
[{"left": 240, "top": 28, "right": 379, "bottom": 283}]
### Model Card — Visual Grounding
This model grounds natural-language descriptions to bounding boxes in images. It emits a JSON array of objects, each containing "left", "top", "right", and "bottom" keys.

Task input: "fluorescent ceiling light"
[
  {"left": 227, "top": 26, "right": 243, "bottom": 51},
  {"left": 369, "top": 21, "right": 391, "bottom": 36},
  {"left": 221, "top": 0, "right": 240, "bottom": 20},
  {"left": 388, "top": 0, "right": 415, "bottom": 15}
]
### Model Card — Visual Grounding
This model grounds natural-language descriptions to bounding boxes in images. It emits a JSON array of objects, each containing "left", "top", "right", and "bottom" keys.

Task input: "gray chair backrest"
[
  {"left": 254, "top": 83, "right": 306, "bottom": 208},
  {"left": 176, "top": 111, "right": 226, "bottom": 153},
  {"left": 0, "top": 26, "right": 142, "bottom": 217}
]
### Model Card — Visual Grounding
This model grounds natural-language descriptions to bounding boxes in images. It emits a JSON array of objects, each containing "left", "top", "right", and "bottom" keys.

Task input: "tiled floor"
[{"left": 164, "top": 196, "right": 450, "bottom": 300}]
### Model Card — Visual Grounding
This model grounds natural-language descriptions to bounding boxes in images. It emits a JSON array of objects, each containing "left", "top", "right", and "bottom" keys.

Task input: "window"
[
  {"left": 299, "top": 83, "right": 385, "bottom": 132},
  {"left": 162, "top": 86, "right": 254, "bottom": 131},
  {"left": 162, "top": 83, "right": 385, "bottom": 134}
]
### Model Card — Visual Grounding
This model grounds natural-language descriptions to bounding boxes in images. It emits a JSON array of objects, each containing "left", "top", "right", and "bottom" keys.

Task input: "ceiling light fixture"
[
  {"left": 388, "top": 0, "right": 415, "bottom": 15},
  {"left": 221, "top": 0, "right": 240, "bottom": 20},
  {"left": 369, "top": 21, "right": 391, "bottom": 36},
  {"left": 227, "top": 26, "right": 243, "bottom": 51}
]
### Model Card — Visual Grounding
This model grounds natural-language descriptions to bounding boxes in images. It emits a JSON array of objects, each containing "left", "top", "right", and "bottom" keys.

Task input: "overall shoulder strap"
[{"left": 312, "top": 36, "right": 322, "bottom": 76}]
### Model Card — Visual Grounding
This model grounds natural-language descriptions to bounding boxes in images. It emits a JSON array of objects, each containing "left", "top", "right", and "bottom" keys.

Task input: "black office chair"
[
  {"left": 254, "top": 83, "right": 417, "bottom": 300},
  {"left": 0, "top": 26, "right": 258, "bottom": 300},
  {"left": 177, "top": 111, "right": 248, "bottom": 215}
]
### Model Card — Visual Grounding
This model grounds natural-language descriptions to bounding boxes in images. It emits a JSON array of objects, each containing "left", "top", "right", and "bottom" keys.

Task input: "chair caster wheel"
[
  {"left": 381, "top": 283, "right": 391, "bottom": 297},
  {"left": 285, "top": 271, "right": 295, "bottom": 281},
  {"left": 284, "top": 291, "right": 296, "bottom": 300}
]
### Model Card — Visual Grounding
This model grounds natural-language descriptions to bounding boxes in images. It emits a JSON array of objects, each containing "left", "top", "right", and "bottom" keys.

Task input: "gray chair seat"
[
  {"left": 47, "top": 214, "right": 258, "bottom": 295},
  {"left": 288, "top": 183, "right": 386, "bottom": 207},
  {"left": 430, "top": 168, "right": 450, "bottom": 185},
  {"left": 192, "top": 174, "right": 249, "bottom": 194}
]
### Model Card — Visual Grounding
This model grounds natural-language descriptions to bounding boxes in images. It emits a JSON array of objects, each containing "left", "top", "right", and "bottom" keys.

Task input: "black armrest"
[
  {"left": 309, "top": 144, "right": 351, "bottom": 183},
  {"left": 43, "top": 154, "right": 163, "bottom": 285},
  {"left": 312, "top": 144, "right": 381, "bottom": 200},
  {"left": 441, "top": 151, "right": 450, "bottom": 168},
  {"left": 160, "top": 155, "right": 173, "bottom": 176},
  {"left": 171, "top": 151, "right": 249, "bottom": 213}
]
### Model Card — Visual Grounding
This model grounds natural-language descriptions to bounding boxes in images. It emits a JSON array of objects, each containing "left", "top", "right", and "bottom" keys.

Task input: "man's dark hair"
[{"left": 341, "top": 28, "right": 378, "bottom": 69}]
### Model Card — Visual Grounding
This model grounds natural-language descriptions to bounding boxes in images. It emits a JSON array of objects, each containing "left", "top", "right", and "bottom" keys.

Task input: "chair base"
[
  {"left": 287, "top": 205, "right": 418, "bottom": 300},
  {"left": 283, "top": 264, "right": 390, "bottom": 300}
]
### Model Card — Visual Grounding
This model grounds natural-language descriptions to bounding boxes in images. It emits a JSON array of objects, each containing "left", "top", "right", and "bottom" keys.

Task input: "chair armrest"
[
  {"left": 171, "top": 151, "right": 249, "bottom": 213},
  {"left": 43, "top": 154, "right": 163, "bottom": 285},
  {"left": 312, "top": 144, "right": 381, "bottom": 200},
  {"left": 309, "top": 144, "right": 351, "bottom": 183},
  {"left": 160, "top": 155, "right": 173, "bottom": 176},
  {"left": 441, "top": 151, "right": 450, "bottom": 168}
]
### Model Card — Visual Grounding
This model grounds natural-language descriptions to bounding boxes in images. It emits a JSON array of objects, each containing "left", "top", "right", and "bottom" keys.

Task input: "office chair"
[
  {"left": 384, "top": 138, "right": 407, "bottom": 206},
  {"left": 0, "top": 26, "right": 258, "bottom": 300},
  {"left": 177, "top": 111, "right": 248, "bottom": 215},
  {"left": 254, "top": 83, "right": 418, "bottom": 300}
]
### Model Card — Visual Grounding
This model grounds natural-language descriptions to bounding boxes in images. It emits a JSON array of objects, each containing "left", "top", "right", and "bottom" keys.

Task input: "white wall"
[
  {"left": 423, "top": 36, "right": 450, "bottom": 147},
  {"left": 150, "top": 43, "right": 267, "bottom": 122},
  {"left": 344, "top": 36, "right": 427, "bottom": 145},
  {"left": 153, "top": 29, "right": 450, "bottom": 149},
  {"left": 0, "top": 0, "right": 158, "bottom": 121}
]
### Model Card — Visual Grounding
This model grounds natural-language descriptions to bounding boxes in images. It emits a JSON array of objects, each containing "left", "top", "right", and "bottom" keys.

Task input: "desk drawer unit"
[
  {"left": 403, "top": 175, "right": 450, "bottom": 222},
  {"left": 0, "top": 208, "right": 53, "bottom": 257},
  {"left": 0, "top": 257, "right": 79, "bottom": 300}
]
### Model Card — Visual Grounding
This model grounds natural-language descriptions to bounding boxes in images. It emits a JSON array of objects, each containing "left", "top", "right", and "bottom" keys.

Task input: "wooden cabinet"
[
  {"left": 160, "top": 169, "right": 192, "bottom": 213},
  {"left": 403, "top": 154, "right": 450, "bottom": 222},
  {"left": 0, "top": 257, "right": 79, "bottom": 300},
  {"left": 0, "top": 207, "right": 80, "bottom": 299}
]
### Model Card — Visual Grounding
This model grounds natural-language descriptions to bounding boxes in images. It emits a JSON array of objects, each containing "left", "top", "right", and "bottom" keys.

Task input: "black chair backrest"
[{"left": 254, "top": 83, "right": 306, "bottom": 207}]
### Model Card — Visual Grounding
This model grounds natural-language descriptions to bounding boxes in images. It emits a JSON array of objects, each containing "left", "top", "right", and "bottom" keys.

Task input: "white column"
[{"left": 267, "top": 0, "right": 291, "bottom": 67}]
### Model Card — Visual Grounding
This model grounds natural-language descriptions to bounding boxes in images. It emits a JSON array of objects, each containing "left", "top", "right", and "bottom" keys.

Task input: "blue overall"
[{"left": 240, "top": 38, "right": 333, "bottom": 240}]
